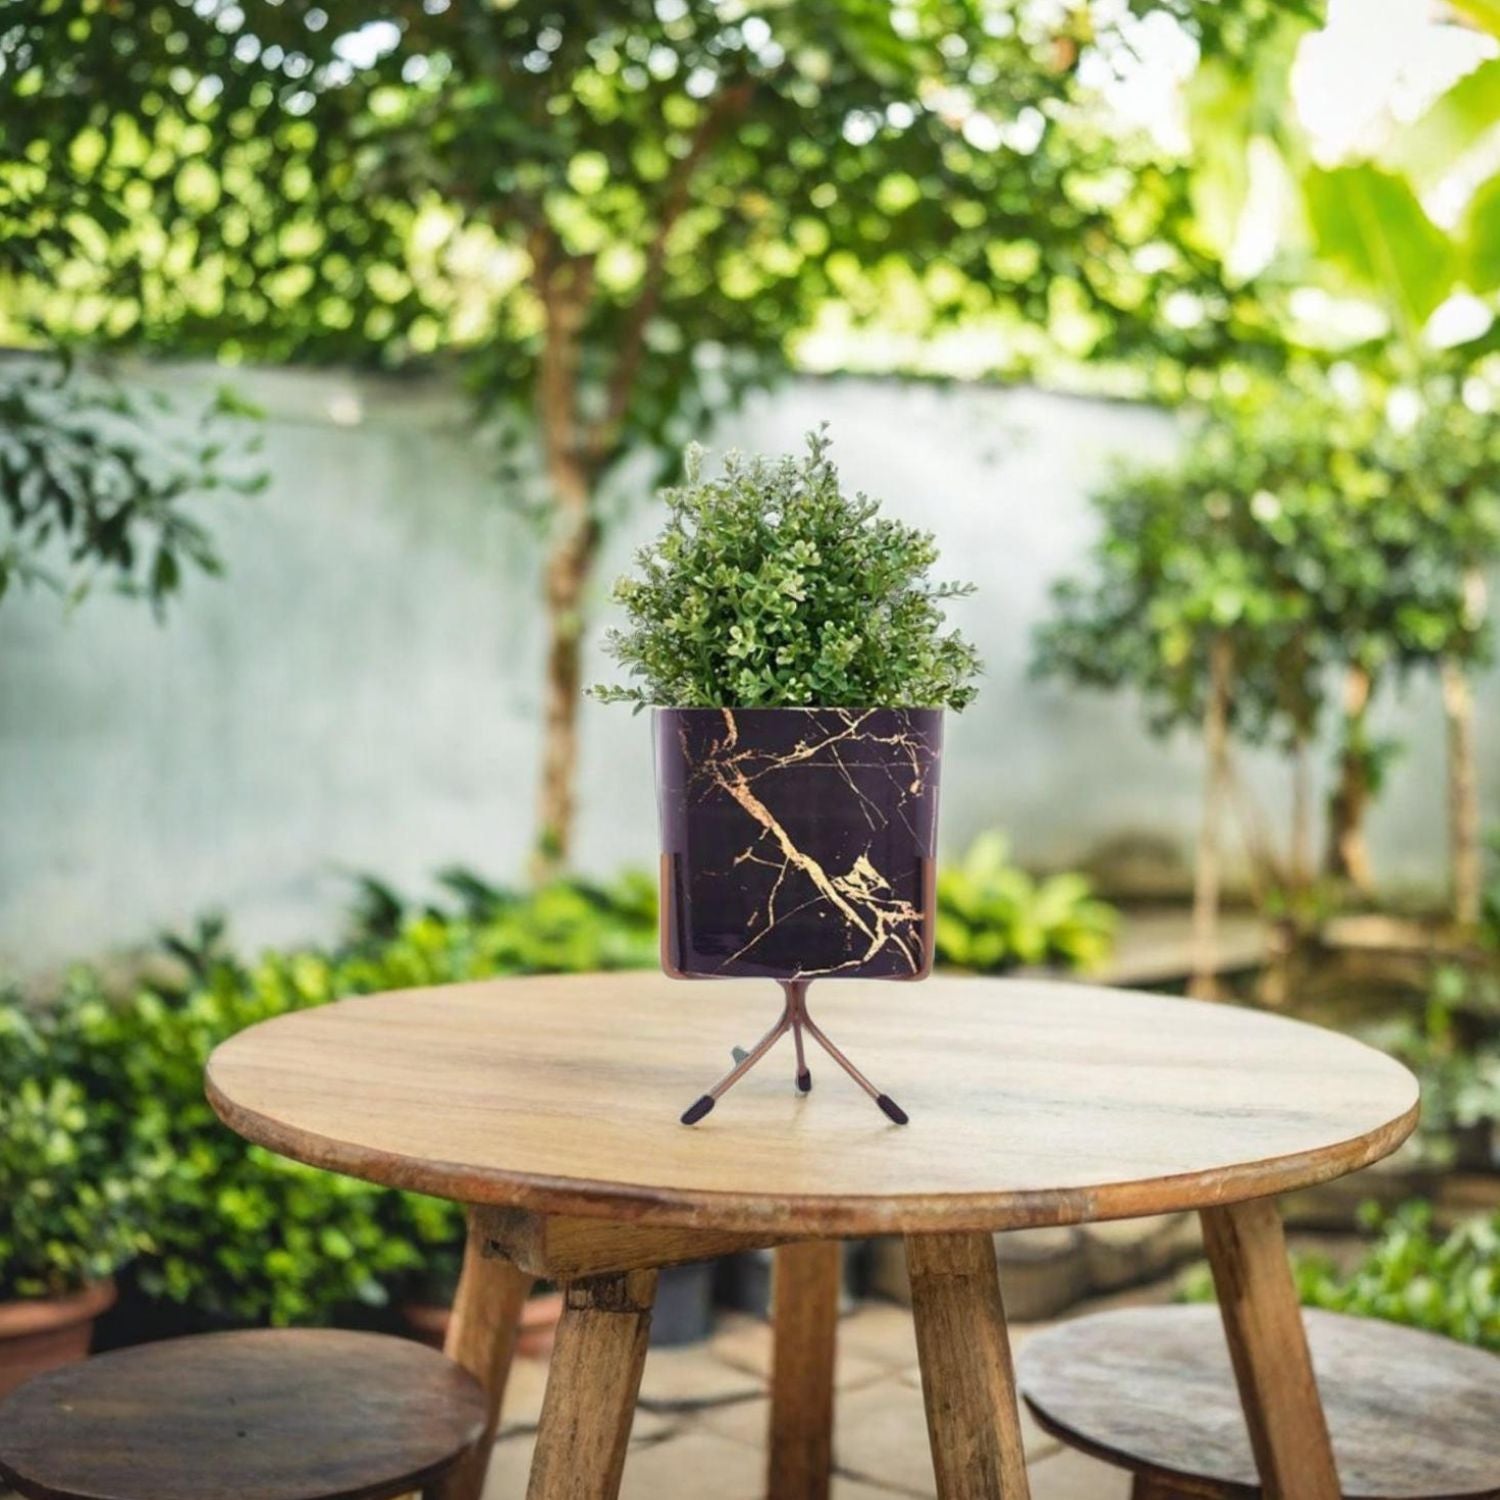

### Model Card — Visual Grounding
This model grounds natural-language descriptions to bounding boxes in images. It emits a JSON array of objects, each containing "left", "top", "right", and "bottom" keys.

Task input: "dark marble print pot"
[{"left": 655, "top": 707, "right": 943, "bottom": 981}]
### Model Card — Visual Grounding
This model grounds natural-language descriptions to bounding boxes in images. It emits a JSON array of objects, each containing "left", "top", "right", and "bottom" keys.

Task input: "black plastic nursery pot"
[{"left": 655, "top": 707, "right": 943, "bottom": 982}]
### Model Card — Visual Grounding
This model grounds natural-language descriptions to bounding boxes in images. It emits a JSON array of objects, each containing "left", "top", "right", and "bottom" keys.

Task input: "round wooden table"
[{"left": 206, "top": 973, "right": 1418, "bottom": 1500}]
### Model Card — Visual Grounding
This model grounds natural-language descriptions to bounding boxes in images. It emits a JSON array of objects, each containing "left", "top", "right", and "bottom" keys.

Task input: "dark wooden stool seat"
[
  {"left": 1018, "top": 1305, "right": 1500, "bottom": 1499},
  {"left": 0, "top": 1329, "right": 486, "bottom": 1500}
]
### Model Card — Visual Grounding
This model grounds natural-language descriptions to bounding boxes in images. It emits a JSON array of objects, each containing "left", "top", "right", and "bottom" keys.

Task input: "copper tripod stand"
[{"left": 679, "top": 978, "right": 909, "bottom": 1126}]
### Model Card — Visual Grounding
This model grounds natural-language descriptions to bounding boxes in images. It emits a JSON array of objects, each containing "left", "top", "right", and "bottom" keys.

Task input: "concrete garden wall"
[{"left": 2, "top": 362, "right": 1495, "bottom": 972}]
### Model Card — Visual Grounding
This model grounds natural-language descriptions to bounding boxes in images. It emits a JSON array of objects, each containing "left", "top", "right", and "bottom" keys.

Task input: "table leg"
[
  {"left": 1131, "top": 1478, "right": 1193, "bottom": 1500},
  {"left": 429, "top": 1211, "right": 535, "bottom": 1500},
  {"left": 526, "top": 1267, "right": 659, "bottom": 1500},
  {"left": 768, "top": 1241, "right": 841, "bottom": 1500},
  {"left": 1200, "top": 1197, "right": 1340, "bottom": 1500},
  {"left": 905, "top": 1232, "right": 1031, "bottom": 1500}
]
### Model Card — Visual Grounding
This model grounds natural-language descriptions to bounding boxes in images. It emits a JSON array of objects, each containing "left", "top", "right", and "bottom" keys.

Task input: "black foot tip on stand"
[
  {"left": 796, "top": 1068, "right": 813, "bottom": 1094},
  {"left": 680, "top": 1094, "right": 716, "bottom": 1126},
  {"left": 876, "top": 1093, "right": 909, "bottom": 1126}
]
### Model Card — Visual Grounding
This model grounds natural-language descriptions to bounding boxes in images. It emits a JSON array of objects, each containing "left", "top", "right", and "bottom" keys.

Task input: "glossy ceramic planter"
[{"left": 655, "top": 706, "right": 943, "bottom": 982}]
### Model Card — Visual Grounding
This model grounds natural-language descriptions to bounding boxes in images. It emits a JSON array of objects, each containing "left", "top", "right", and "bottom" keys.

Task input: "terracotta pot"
[
  {"left": 401, "top": 1290, "right": 565, "bottom": 1359},
  {"left": 0, "top": 1279, "right": 116, "bottom": 1399},
  {"left": 655, "top": 707, "right": 943, "bottom": 980}
]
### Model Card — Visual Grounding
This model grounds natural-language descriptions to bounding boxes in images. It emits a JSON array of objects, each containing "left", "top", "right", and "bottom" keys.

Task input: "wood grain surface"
[
  {"left": 526, "top": 1269, "right": 658, "bottom": 1500},
  {"left": 0, "top": 1329, "right": 485, "bottom": 1500},
  {"left": 1200, "top": 1198, "right": 1340, "bottom": 1499},
  {"left": 907, "top": 1232, "right": 1032, "bottom": 1500},
  {"left": 205, "top": 972, "right": 1419, "bottom": 1236},
  {"left": 432, "top": 1212, "right": 534, "bottom": 1500},
  {"left": 1018, "top": 1306, "right": 1500, "bottom": 1499},
  {"left": 768, "top": 1241, "right": 842, "bottom": 1500}
]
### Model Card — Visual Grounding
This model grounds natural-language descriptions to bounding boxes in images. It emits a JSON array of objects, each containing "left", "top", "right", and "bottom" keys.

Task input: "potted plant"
[
  {"left": 0, "top": 1004, "right": 149, "bottom": 1396},
  {"left": 595, "top": 429, "right": 979, "bottom": 1123}
]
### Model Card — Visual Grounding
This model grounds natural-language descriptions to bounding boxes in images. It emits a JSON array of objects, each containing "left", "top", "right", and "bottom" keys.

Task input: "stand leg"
[
  {"left": 680, "top": 997, "right": 790, "bottom": 1124},
  {"left": 906, "top": 1232, "right": 1030, "bottom": 1499},
  {"left": 797, "top": 988, "right": 908, "bottom": 1124},
  {"left": 1199, "top": 1198, "right": 1340, "bottom": 1500},
  {"left": 791, "top": 1009, "right": 812, "bottom": 1093},
  {"left": 427, "top": 1212, "right": 534, "bottom": 1500},
  {"left": 679, "top": 979, "right": 908, "bottom": 1124},
  {"left": 527, "top": 1268, "right": 658, "bottom": 1500},
  {"left": 768, "top": 1241, "right": 841, "bottom": 1500}
]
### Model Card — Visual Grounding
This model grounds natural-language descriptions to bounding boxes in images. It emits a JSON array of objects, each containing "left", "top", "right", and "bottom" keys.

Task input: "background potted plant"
[
  {"left": 0, "top": 1005, "right": 149, "bottom": 1396},
  {"left": 595, "top": 428, "right": 980, "bottom": 1123}
]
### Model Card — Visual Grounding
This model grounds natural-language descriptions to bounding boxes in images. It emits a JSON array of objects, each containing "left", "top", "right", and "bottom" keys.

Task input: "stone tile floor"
[{"left": 481, "top": 1299, "right": 1136, "bottom": 1499}]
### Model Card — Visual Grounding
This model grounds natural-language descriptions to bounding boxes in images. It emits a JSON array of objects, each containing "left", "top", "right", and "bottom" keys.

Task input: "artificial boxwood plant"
[{"left": 593, "top": 428, "right": 980, "bottom": 710}]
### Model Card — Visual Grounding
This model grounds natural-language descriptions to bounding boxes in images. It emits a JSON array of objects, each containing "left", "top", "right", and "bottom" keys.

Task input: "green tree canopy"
[
  {"left": 1034, "top": 379, "right": 1492, "bottom": 749},
  {"left": 3, "top": 0, "right": 1260, "bottom": 862}
]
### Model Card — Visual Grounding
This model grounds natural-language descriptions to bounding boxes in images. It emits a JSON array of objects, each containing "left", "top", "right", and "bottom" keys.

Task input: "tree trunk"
[
  {"left": 534, "top": 459, "right": 598, "bottom": 879},
  {"left": 531, "top": 244, "right": 598, "bottom": 880},
  {"left": 1290, "top": 734, "right": 1312, "bottom": 895},
  {"left": 1443, "top": 656, "right": 1481, "bottom": 931},
  {"left": 1445, "top": 567, "right": 1487, "bottom": 932},
  {"left": 1325, "top": 664, "right": 1374, "bottom": 893},
  {"left": 1190, "top": 634, "right": 1234, "bottom": 1000}
]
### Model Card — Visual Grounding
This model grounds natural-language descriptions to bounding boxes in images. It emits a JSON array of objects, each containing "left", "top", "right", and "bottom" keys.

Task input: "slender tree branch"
[{"left": 588, "top": 79, "right": 757, "bottom": 463}]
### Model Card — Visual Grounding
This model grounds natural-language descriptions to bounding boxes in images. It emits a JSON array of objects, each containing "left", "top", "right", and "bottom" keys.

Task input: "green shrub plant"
[
  {"left": 0, "top": 1001, "right": 152, "bottom": 1300},
  {"left": 1296, "top": 1202, "right": 1500, "bottom": 1351},
  {"left": 935, "top": 833, "right": 1117, "bottom": 973},
  {"left": 1185, "top": 1201, "right": 1500, "bottom": 1352},
  {"left": 593, "top": 430, "right": 980, "bottom": 712}
]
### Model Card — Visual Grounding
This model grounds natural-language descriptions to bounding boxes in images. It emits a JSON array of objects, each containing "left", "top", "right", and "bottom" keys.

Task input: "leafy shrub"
[
  {"left": 1296, "top": 1203, "right": 1500, "bottom": 1350},
  {"left": 0, "top": 362, "right": 264, "bottom": 613},
  {"left": 1366, "top": 964, "right": 1500, "bottom": 1166},
  {"left": 1, "top": 871, "right": 657, "bottom": 1325},
  {"left": 1302, "top": 1200, "right": 1500, "bottom": 1356},
  {"left": 0, "top": 1000, "right": 153, "bottom": 1299},
  {"left": 59, "top": 966, "right": 426, "bottom": 1327},
  {"left": 935, "top": 833, "right": 1117, "bottom": 972},
  {"left": 1182, "top": 1202, "right": 1500, "bottom": 1351},
  {"left": 593, "top": 429, "right": 980, "bottom": 711}
]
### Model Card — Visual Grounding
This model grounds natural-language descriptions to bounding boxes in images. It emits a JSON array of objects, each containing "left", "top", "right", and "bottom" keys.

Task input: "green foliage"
[
  {"left": 58, "top": 966, "right": 425, "bottom": 1327},
  {"left": 1303, "top": 165, "right": 1457, "bottom": 342},
  {"left": 1034, "top": 379, "right": 1499, "bottom": 749},
  {"left": 2, "top": 2, "right": 1251, "bottom": 459},
  {"left": 0, "top": 871, "right": 657, "bottom": 1325},
  {"left": 594, "top": 430, "right": 980, "bottom": 710},
  {"left": 1367, "top": 964, "right": 1500, "bottom": 1165},
  {"left": 935, "top": 833, "right": 1117, "bottom": 973},
  {"left": 1300, "top": 1203, "right": 1500, "bottom": 1351},
  {"left": 1181, "top": 1201, "right": 1500, "bottom": 1350},
  {"left": 1167, "top": 2, "right": 1500, "bottom": 367},
  {"left": 0, "top": 1002, "right": 152, "bottom": 1299},
  {"left": 0, "top": 361, "right": 264, "bottom": 612}
]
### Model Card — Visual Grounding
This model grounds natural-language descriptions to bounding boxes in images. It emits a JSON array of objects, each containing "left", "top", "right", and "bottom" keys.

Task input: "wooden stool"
[
  {"left": 0, "top": 1329, "right": 486, "bottom": 1500},
  {"left": 1018, "top": 1305, "right": 1500, "bottom": 1499}
]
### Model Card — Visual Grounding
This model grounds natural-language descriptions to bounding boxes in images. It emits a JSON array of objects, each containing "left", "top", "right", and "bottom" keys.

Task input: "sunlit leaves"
[
  {"left": 1303, "top": 164, "right": 1457, "bottom": 342},
  {"left": 2, "top": 0, "right": 1249, "bottom": 467},
  {"left": 1464, "top": 172, "right": 1500, "bottom": 294}
]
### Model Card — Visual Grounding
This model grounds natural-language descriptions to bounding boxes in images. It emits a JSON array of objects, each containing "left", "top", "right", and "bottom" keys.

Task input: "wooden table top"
[{"left": 206, "top": 973, "right": 1419, "bottom": 1236}]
